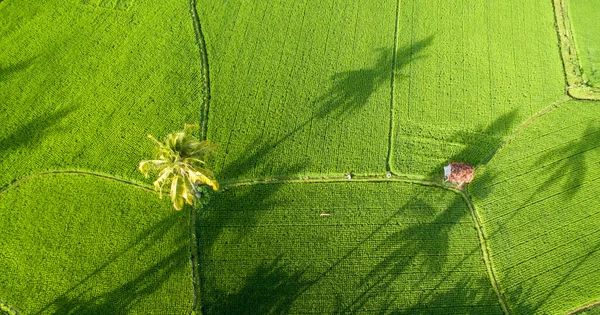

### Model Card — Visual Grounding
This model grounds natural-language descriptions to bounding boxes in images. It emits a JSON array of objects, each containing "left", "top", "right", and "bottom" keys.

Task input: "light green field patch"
[
  {"left": 0, "top": 0, "right": 202, "bottom": 187},
  {"left": 199, "top": 182, "right": 502, "bottom": 314},
  {"left": 390, "top": 0, "right": 565, "bottom": 175},
  {"left": 568, "top": 0, "right": 600, "bottom": 87},
  {"left": 471, "top": 100, "right": 600, "bottom": 314},
  {"left": 198, "top": 1, "right": 396, "bottom": 180},
  {"left": 0, "top": 174, "right": 193, "bottom": 314}
]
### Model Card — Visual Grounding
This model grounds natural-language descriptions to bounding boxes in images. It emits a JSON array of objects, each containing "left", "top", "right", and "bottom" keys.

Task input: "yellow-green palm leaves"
[{"left": 139, "top": 124, "right": 218, "bottom": 210}]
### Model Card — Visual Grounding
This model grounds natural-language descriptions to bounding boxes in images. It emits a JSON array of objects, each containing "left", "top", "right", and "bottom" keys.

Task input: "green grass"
[
  {"left": 0, "top": 0, "right": 202, "bottom": 187},
  {"left": 568, "top": 0, "right": 600, "bottom": 87},
  {"left": 471, "top": 100, "right": 600, "bottom": 314},
  {"left": 199, "top": 181, "right": 502, "bottom": 314},
  {"left": 390, "top": 0, "right": 565, "bottom": 176},
  {"left": 0, "top": 174, "right": 193, "bottom": 314}
]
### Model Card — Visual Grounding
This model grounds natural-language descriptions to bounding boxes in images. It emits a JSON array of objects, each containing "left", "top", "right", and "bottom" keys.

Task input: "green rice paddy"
[
  {"left": 1, "top": 0, "right": 600, "bottom": 314},
  {"left": 0, "top": 174, "right": 192, "bottom": 314},
  {"left": 471, "top": 101, "right": 600, "bottom": 314},
  {"left": 199, "top": 182, "right": 501, "bottom": 314}
]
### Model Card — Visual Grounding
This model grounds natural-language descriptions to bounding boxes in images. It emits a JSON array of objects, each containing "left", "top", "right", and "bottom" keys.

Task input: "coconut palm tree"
[{"left": 139, "top": 124, "right": 218, "bottom": 210}]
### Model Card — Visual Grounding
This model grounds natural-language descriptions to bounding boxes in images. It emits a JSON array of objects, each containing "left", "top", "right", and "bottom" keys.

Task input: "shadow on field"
[
  {"left": 198, "top": 189, "right": 491, "bottom": 313},
  {"left": 0, "top": 106, "right": 75, "bottom": 156},
  {"left": 217, "top": 36, "right": 434, "bottom": 181},
  {"left": 388, "top": 277, "right": 503, "bottom": 314},
  {"left": 428, "top": 109, "right": 519, "bottom": 179},
  {"left": 37, "top": 212, "right": 190, "bottom": 315},
  {"left": 532, "top": 122, "right": 600, "bottom": 200},
  {"left": 203, "top": 256, "right": 315, "bottom": 315},
  {"left": 218, "top": 134, "right": 308, "bottom": 180},
  {"left": 333, "top": 196, "right": 469, "bottom": 314},
  {"left": 509, "top": 232, "right": 600, "bottom": 314},
  {"left": 315, "top": 36, "right": 434, "bottom": 118},
  {"left": 0, "top": 59, "right": 34, "bottom": 82}
]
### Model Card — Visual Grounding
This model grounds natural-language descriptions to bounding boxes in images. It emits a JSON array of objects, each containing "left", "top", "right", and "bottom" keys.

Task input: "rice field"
[
  {"left": 1, "top": 0, "right": 600, "bottom": 314},
  {"left": 0, "top": 0, "right": 202, "bottom": 187},
  {"left": 471, "top": 101, "right": 600, "bottom": 314},
  {"left": 199, "top": 182, "right": 502, "bottom": 314},
  {"left": 0, "top": 174, "right": 193, "bottom": 314}
]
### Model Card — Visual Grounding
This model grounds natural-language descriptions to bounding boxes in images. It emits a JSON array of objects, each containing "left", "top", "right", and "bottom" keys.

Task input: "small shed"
[{"left": 444, "top": 162, "right": 474, "bottom": 185}]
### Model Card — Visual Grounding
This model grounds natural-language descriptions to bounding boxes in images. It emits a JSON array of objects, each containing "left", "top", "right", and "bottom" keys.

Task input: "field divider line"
[
  {"left": 478, "top": 95, "right": 571, "bottom": 169},
  {"left": 219, "top": 172, "right": 462, "bottom": 193},
  {"left": 0, "top": 299, "right": 19, "bottom": 315},
  {"left": 385, "top": 0, "right": 401, "bottom": 172},
  {"left": 188, "top": 0, "right": 210, "bottom": 311},
  {"left": 189, "top": 0, "right": 211, "bottom": 140},
  {"left": 459, "top": 190, "right": 512, "bottom": 315},
  {"left": 0, "top": 170, "right": 153, "bottom": 196},
  {"left": 552, "top": 0, "right": 600, "bottom": 100},
  {"left": 568, "top": 300, "right": 600, "bottom": 314}
]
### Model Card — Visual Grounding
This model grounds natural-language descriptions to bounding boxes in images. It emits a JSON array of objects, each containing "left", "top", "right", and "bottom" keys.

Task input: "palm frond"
[{"left": 139, "top": 124, "right": 218, "bottom": 210}]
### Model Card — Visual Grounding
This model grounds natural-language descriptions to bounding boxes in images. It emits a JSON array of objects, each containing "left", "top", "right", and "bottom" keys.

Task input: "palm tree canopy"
[{"left": 139, "top": 124, "right": 218, "bottom": 210}]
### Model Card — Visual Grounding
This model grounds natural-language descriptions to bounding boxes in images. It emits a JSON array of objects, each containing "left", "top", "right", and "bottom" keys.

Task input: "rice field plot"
[
  {"left": 198, "top": 181, "right": 502, "bottom": 314},
  {"left": 390, "top": 0, "right": 565, "bottom": 176},
  {"left": 470, "top": 100, "right": 600, "bottom": 314},
  {"left": 0, "top": 174, "right": 193, "bottom": 314},
  {"left": 0, "top": 0, "right": 202, "bottom": 187},
  {"left": 197, "top": 0, "right": 397, "bottom": 180},
  {"left": 567, "top": 0, "right": 600, "bottom": 88}
]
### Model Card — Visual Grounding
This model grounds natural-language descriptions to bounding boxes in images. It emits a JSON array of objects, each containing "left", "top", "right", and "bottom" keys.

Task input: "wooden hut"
[{"left": 443, "top": 162, "right": 474, "bottom": 185}]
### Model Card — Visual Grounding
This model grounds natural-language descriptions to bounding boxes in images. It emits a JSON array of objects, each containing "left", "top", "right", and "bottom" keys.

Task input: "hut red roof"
[{"left": 447, "top": 162, "right": 474, "bottom": 183}]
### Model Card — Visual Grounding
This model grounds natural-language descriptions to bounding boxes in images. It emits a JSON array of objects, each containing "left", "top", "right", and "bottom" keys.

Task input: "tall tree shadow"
[
  {"left": 48, "top": 244, "right": 189, "bottom": 315},
  {"left": 390, "top": 276, "right": 505, "bottom": 314},
  {"left": 217, "top": 36, "right": 434, "bottom": 181},
  {"left": 0, "top": 106, "right": 76, "bottom": 156},
  {"left": 333, "top": 196, "right": 468, "bottom": 314},
  {"left": 315, "top": 36, "right": 434, "bottom": 119},
  {"left": 438, "top": 109, "right": 519, "bottom": 171},
  {"left": 36, "top": 212, "right": 190, "bottom": 315},
  {"left": 532, "top": 122, "right": 600, "bottom": 200},
  {"left": 203, "top": 256, "right": 315, "bottom": 315}
]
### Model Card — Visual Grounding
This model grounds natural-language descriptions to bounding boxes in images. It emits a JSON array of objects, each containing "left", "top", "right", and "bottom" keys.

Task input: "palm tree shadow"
[
  {"left": 203, "top": 256, "right": 315, "bottom": 315},
  {"left": 0, "top": 106, "right": 76, "bottom": 156},
  {"left": 335, "top": 196, "right": 468, "bottom": 314},
  {"left": 315, "top": 36, "right": 434, "bottom": 119},
  {"left": 36, "top": 212, "right": 190, "bottom": 315},
  {"left": 532, "top": 122, "right": 600, "bottom": 200},
  {"left": 390, "top": 277, "right": 505, "bottom": 314},
  {"left": 428, "top": 109, "right": 519, "bottom": 178},
  {"left": 49, "top": 244, "right": 189, "bottom": 315}
]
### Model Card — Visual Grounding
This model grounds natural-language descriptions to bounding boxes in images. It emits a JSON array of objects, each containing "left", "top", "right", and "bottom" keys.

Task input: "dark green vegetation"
[
  {"left": 0, "top": 174, "right": 192, "bottom": 314},
  {"left": 471, "top": 101, "right": 600, "bottom": 314},
  {"left": 568, "top": 0, "right": 600, "bottom": 87},
  {"left": 2, "top": 0, "right": 600, "bottom": 313},
  {"left": 199, "top": 182, "right": 502, "bottom": 314}
]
